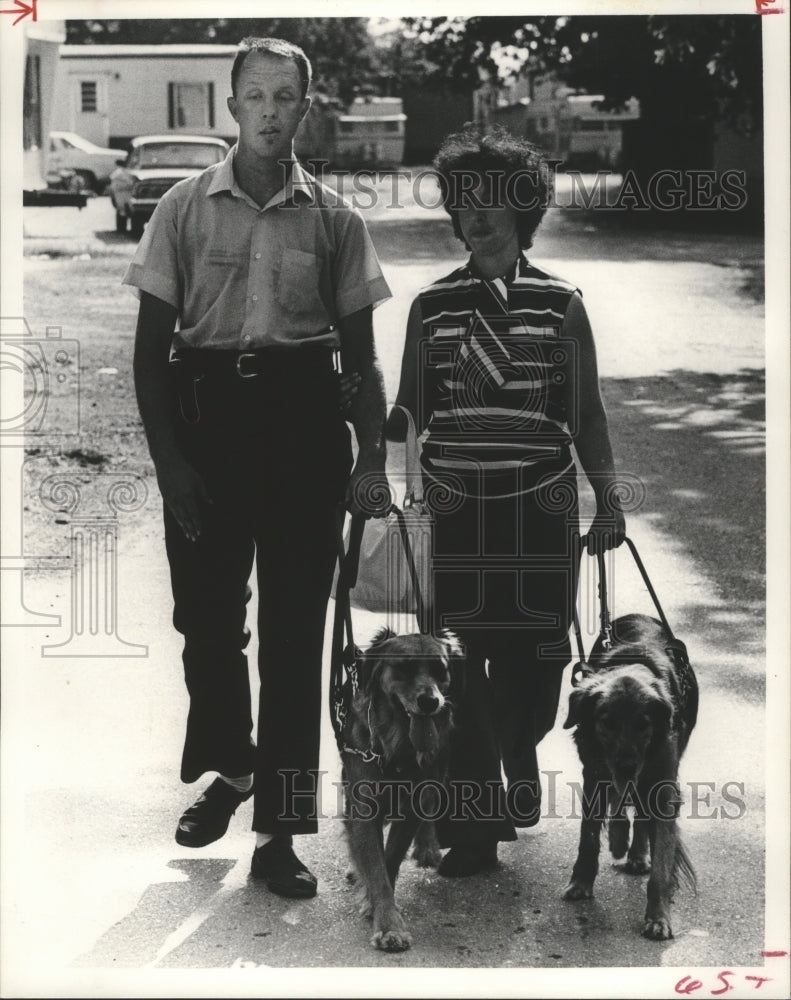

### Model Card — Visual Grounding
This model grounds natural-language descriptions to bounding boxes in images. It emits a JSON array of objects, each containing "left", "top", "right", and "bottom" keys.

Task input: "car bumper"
[{"left": 128, "top": 199, "right": 159, "bottom": 218}]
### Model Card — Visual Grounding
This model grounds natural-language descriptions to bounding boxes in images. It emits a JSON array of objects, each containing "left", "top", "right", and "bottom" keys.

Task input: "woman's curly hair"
[{"left": 433, "top": 126, "right": 552, "bottom": 250}]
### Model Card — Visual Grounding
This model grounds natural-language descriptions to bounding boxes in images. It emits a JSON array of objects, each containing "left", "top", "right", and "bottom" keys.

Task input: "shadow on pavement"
[
  {"left": 72, "top": 858, "right": 238, "bottom": 968},
  {"left": 600, "top": 368, "right": 765, "bottom": 700}
]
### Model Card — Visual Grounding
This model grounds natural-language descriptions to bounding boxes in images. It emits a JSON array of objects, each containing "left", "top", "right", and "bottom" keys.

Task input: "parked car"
[
  {"left": 48, "top": 132, "right": 127, "bottom": 193},
  {"left": 109, "top": 135, "right": 229, "bottom": 238}
]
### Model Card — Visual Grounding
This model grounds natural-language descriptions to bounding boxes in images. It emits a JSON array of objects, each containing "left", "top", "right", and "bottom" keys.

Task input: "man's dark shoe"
[
  {"left": 437, "top": 841, "right": 498, "bottom": 877},
  {"left": 250, "top": 836, "right": 318, "bottom": 899},
  {"left": 175, "top": 778, "right": 253, "bottom": 848}
]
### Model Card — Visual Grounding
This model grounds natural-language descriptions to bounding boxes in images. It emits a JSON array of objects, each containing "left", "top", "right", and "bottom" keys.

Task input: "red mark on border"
[
  {"left": 755, "top": 0, "right": 785, "bottom": 13},
  {"left": 675, "top": 972, "right": 775, "bottom": 994},
  {"left": 0, "top": 0, "right": 37, "bottom": 25},
  {"left": 762, "top": 950, "right": 788, "bottom": 957}
]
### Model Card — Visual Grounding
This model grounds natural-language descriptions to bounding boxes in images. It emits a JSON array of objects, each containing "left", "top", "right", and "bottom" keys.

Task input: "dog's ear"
[
  {"left": 647, "top": 683, "right": 674, "bottom": 734},
  {"left": 438, "top": 629, "right": 465, "bottom": 662},
  {"left": 438, "top": 629, "right": 466, "bottom": 700},
  {"left": 356, "top": 653, "right": 384, "bottom": 695},
  {"left": 564, "top": 682, "right": 599, "bottom": 729}
]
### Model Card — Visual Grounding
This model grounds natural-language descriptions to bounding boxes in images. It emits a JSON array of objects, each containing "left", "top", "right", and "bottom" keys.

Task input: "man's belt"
[{"left": 171, "top": 345, "right": 337, "bottom": 380}]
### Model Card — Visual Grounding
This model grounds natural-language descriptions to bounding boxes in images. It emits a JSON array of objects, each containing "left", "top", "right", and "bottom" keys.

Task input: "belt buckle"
[{"left": 236, "top": 352, "right": 258, "bottom": 378}]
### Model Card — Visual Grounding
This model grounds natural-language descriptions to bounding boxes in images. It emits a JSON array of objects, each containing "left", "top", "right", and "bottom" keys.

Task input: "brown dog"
[
  {"left": 341, "top": 627, "right": 464, "bottom": 952},
  {"left": 562, "top": 613, "right": 698, "bottom": 940}
]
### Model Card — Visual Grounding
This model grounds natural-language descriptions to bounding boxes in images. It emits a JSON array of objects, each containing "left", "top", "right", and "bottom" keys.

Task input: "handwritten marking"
[
  {"left": 761, "top": 950, "right": 788, "bottom": 957},
  {"left": 675, "top": 972, "right": 774, "bottom": 994},
  {"left": 0, "top": 0, "right": 37, "bottom": 26},
  {"left": 755, "top": 0, "right": 785, "bottom": 14}
]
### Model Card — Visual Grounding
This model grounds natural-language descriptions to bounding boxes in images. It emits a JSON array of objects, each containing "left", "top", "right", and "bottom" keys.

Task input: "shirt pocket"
[{"left": 276, "top": 248, "right": 327, "bottom": 316}]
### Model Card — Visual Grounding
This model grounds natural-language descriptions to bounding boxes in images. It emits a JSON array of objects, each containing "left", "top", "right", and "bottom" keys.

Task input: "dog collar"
[{"left": 341, "top": 742, "right": 383, "bottom": 767}]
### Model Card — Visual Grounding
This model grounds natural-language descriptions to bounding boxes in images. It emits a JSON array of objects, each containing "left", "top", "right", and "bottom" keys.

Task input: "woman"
[{"left": 386, "top": 128, "right": 626, "bottom": 876}]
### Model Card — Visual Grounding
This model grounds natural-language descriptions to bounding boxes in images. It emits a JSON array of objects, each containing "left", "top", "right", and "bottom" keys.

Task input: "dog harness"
[
  {"left": 330, "top": 509, "right": 429, "bottom": 770},
  {"left": 570, "top": 537, "right": 697, "bottom": 733}
]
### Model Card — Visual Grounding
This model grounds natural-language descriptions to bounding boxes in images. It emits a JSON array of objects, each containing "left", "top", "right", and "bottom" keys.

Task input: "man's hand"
[
  {"left": 339, "top": 371, "right": 361, "bottom": 412},
  {"left": 345, "top": 458, "right": 391, "bottom": 519},
  {"left": 156, "top": 451, "right": 213, "bottom": 542},
  {"left": 585, "top": 508, "right": 626, "bottom": 555}
]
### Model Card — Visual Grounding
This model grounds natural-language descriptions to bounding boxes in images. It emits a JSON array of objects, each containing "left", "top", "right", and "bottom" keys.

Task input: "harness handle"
[
  {"left": 571, "top": 533, "right": 684, "bottom": 687},
  {"left": 621, "top": 536, "right": 675, "bottom": 637},
  {"left": 392, "top": 504, "right": 430, "bottom": 634},
  {"left": 571, "top": 532, "right": 610, "bottom": 686},
  {"left": 329, "top": 502, "right": 430, "bottom": 754}
]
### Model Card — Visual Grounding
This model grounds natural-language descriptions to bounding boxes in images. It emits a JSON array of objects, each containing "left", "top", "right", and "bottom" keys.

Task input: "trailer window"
[
  {"left": 80, "top": 81, "right": 98, "bottom": 113},
  {"left": 168, "top": 83, "right": 215, "bottom": 130}
]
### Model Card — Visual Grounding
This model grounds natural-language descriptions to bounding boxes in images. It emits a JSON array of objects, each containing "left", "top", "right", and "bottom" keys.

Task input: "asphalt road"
[{"left": 3, "top": 187, "right": 787, "bottom": 998}]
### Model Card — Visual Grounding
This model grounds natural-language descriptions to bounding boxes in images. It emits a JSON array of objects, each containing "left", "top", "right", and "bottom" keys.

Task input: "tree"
[{"left": 402, "top": 14, "right": 763, "bottom": 134}]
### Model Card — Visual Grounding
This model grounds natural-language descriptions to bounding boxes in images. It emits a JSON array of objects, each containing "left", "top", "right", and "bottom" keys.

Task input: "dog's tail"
[{"left": 673, "top": 835, "right": 697, "bottom": 895}]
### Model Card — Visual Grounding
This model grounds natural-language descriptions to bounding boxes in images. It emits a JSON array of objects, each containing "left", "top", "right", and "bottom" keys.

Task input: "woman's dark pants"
[{"left": 428, "top": 468, "right": 580, "bottom": 847}]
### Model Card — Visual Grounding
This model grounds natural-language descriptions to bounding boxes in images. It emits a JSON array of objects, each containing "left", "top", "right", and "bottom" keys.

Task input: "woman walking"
[{"left": 387, "top": 127, "right": 626, "bottom": 875}]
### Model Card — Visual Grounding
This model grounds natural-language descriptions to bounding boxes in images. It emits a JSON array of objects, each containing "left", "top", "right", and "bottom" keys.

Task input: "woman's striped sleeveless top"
[{"left": 418, "top": 253, "right": 579, "bottom": 495}]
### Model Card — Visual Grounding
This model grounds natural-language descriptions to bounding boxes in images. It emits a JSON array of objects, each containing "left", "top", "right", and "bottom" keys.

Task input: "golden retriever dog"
[
  {"left": 562, "top": 613, "right": 698, "bottom": 940},
  {"left": 341, "top": 627, "right": 464, "bottom": 952}
]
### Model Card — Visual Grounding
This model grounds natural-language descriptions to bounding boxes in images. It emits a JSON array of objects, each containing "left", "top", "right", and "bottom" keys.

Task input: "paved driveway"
[{"left": 3, "top": 186, "right": 787, "bottom": 998}]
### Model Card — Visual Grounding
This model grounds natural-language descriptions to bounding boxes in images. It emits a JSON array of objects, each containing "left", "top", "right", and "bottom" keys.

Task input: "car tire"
[
  {"left": 74, "top": 170, "right": 98, "bottom": 193},
  {"left": 115, "top": 211, "right": 128, "bottom": 234},
  {"left": 130, "top": 216, "right": 145, "bottom": 240}
]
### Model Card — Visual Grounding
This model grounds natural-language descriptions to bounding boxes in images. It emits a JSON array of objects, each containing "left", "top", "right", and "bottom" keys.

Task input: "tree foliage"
[{"left": 403, "top": 14, "right": 763, "bottom": 133}]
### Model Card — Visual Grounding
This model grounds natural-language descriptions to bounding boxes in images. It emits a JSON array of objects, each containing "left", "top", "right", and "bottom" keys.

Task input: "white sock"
[
  {"left": 256, "top": 833, "right": 274, "bottom": 849},
  {"left": 218, "top": 773, "right": 253, "bottom": 794}
]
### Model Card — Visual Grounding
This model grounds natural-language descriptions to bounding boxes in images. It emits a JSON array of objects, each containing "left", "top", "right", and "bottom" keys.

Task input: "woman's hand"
[{"left": 585, "top": 508, "right": 626, "bottom": 555}]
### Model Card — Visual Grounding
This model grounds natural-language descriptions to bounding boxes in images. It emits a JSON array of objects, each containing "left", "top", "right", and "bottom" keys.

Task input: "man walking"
[{"left": 127, "top": 37, "right": 391, "bottom": 897}]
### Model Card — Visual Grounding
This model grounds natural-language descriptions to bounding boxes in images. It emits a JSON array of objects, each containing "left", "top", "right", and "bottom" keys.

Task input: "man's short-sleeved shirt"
[{"left": 123, "top": 148, "right": 392, "bottom": 349}]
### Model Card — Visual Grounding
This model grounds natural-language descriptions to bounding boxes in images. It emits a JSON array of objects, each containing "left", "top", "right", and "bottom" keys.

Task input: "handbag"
[{"left": 333, "top": 405, "right": 432, "bottom": 619}]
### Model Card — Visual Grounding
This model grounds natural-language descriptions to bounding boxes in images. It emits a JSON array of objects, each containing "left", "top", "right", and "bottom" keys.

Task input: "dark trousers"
[
  {"left": 428, "top": 466, "right": 579, "bottom": 847},
  {"left": 164, "top": 350, "right": 352, "bottom": 834}
]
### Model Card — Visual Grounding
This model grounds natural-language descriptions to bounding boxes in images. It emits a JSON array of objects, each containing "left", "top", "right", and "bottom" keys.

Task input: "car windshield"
[
  {"left": 64, "top": 134, "right": 93, "bottom": 152},
  {"left": 136, "top": 143, "right": 224, "bottom": 168}
]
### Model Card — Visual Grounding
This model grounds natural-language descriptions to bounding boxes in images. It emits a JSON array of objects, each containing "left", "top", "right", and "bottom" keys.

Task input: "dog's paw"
[
  {"left": 622, "top": 857, "right": 651, "bottom": 876},
  {"left": 642, "top": 916, "right": 673, "bottom": 940},
  {"left": 412, "top": 842, "right": 442, "bottom": 868},
  {"left": 372, "top": 927, "right": 413, "bottom": 952},
  {"left": 372, "top": 904, "right": 411, "bottom": 951},
  {"left": 562, "top": 879, "right": 594, "bottom": 901}
]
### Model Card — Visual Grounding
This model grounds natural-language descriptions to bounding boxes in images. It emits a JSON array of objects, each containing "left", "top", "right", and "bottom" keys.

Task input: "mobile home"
[{"left": 51, "top": 44, "right": 406, "bottom": 168}]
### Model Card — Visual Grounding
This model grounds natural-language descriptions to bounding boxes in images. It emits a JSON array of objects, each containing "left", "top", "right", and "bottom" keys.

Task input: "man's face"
[{"left": 227, "top": 52, "right": 310, "bottom": 163}]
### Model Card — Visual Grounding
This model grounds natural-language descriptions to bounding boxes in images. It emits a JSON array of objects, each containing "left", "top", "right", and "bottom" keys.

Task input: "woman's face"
[{"left": 455, "top": 176, "right": 519, "bottom": 259}]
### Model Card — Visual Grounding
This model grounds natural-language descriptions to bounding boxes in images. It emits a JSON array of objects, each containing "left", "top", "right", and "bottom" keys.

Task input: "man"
[{"left": 127, "top": 37, "right": 391, "bottom": 898}]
